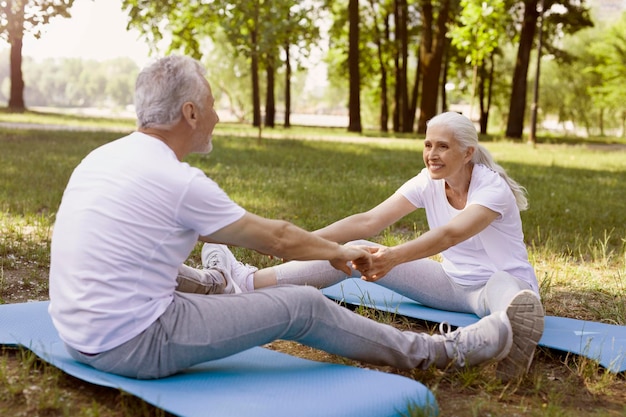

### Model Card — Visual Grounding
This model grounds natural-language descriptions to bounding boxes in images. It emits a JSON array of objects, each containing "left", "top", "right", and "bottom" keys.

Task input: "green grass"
[
  {"left": 0, "top": 107, "right": 136, "bottom": 131},
  {"left": 0, "top": 111, "right": 625, "bottom": 416}
]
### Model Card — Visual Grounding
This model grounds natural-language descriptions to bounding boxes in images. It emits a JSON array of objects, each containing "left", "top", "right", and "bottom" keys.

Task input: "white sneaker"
[
  {"left": 436, "top": 311, "right": 513, "bottom": 368},
  {"left": 496, "top": 290, "right": 545, "bottom": 382},
  {"left": 201, "top": 243, "right": 258, "bottom": 293},
  {"left": 176, "top": 264, "right": 227, "bottom": 294}
]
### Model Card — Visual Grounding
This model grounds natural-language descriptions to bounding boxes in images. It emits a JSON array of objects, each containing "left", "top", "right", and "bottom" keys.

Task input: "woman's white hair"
[
  {"left": 135, "top": 55, "right": 208, "bottom": 129},
  {"left": 427, "top": 112, "right": 529, "bottom": 210}
]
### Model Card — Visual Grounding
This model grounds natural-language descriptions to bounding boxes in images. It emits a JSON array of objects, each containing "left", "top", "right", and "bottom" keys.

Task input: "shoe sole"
[{"left": 496, "top": 290, "right": 544, "bottom": 382}]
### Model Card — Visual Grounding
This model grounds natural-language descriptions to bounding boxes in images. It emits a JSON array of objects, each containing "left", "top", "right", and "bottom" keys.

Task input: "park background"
[
  {"left": 1, "top": 1, "right": 626, "bottom": 416},
  {"left": 2, "top": 0, "right": 626, "bottom": 138}
]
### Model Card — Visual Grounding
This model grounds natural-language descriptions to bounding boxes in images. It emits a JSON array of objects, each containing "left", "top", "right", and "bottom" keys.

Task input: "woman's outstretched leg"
[{"left": 272, "top": 259, "right": 357, "bottom": 288}]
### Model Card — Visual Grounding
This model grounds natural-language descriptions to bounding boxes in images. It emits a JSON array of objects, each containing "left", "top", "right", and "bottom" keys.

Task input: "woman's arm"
[
  {"left": 357, "top": 204, "right": 499, "bottom": 280},
  {"left": 314, "top": 193, "right": 417, "bottom": 243}
]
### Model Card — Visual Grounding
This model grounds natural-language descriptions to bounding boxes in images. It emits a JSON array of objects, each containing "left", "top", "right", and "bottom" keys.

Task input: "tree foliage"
[
  {"left": 450, "top": 0, "right": 508, "bottom": 67},
  {"left": 0, "top": 0, "right": 75, "bottom": 111},
  {"left": 587, "top": 13, "right": 626, "bottom": 136},
  {"left": 541, "top": 12, "right": 626, "bottom": 137},
  {"left": 0, "top": 0, "right": 73, "bottom": 40},
  {"left": 123, "top": 0, "right": 323, "bottom": 128},
  {"left": 448, "top": 0, "right": 510, "bottom": 132}
]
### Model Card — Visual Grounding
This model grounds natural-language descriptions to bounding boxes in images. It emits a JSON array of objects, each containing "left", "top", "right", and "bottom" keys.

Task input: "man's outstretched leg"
[{"left": 67, "top": 285, "right": 514, "bottom": 379}]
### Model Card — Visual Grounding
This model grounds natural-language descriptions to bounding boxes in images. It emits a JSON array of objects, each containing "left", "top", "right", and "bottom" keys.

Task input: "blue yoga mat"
[
  {"left": 322, "top": 278, "right": 626, "bottom": 373},
  {"left": 0, "top": 301, "right": 438, "bottom": 417}
]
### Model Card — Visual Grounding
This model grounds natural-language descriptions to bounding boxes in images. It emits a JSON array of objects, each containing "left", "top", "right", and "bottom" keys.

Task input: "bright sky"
[
  {"left": 4, "top": 0, "right": 328, "bottom": 92},
  {"left": 16, "top": 0, "right": 153, "bottom": 66}
]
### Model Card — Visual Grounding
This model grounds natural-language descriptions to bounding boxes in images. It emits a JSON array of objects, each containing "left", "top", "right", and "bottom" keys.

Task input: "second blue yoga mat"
[{"left": 322, "top": 278, "right": 626, "bottom": 373}]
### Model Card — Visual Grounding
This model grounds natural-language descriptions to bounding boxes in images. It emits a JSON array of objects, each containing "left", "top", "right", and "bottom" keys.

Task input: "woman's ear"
[{"left": 465, "top": 146, "right": 475, "bottom": 161}]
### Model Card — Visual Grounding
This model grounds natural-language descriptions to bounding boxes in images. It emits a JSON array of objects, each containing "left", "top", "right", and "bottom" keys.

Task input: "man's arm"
[{"left": 199, "top": 212, "right": 370, "bottom": 275}]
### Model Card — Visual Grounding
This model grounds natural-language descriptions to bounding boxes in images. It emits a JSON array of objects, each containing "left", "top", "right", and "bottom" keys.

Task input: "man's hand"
[
  {"left": 353, "top": 245, "right": 397, "bottom": 282},
  {"left": 329, "top": 245, "right": 372, "bottom": 276}
]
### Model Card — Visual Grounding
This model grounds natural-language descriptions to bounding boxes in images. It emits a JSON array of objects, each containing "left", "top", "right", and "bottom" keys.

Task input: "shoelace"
[
  {"left": 204, "top": 252, "right": 222, "bottom": 269},
  {"left": 438, "top": 321, "right": 466, "bottom": 366},
  {"left": 439, "top": 321, "right": 453, "bottom": 336}
]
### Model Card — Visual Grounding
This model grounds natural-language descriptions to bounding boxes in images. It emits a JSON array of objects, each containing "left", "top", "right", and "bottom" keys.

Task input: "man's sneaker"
[
  {"left": 496, "top": 290, "right": 545, "bottom": 382},
  {"left": 436, "top": 311, "right": 513, "bottom": 368},
  {"left": 201, "top": 243, "right": 258, "bottom": 292},
  {"left": 176, "top": 264, "right": 227, "bottom": 294}
]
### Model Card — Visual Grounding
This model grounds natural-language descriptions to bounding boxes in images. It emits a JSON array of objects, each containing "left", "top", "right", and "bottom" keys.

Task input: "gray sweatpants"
[
  {"left": 66, "top": 285, "right": 444, "bottom": 379},
  {"left": 274, "top": 240, "right": 534, "bottom": 318}
]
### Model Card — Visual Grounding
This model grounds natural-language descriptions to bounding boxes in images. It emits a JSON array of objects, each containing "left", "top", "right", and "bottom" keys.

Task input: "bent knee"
[{"left": 345, "top": 239, "right": 381, "bottom": 248}]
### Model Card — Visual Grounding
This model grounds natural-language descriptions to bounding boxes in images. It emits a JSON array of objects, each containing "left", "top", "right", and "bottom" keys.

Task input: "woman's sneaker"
[
  {"left": 496, "top": 290, "right": 545, "bottom": 382},
  {"left": 436, "top": 311, "right": 513, "bottom": 368}
]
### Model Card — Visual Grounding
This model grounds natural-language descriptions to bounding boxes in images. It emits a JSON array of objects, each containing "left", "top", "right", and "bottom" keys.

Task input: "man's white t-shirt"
[
  {"left": 396, "top": 164, "right": 538, "bottom": 292},
  {"left": 48, "top": 132, "right": 245, "bottom": 353}
]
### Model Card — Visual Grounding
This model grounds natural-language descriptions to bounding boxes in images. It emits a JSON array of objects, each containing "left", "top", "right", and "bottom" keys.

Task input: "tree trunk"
[
  {"left": 251, "top": 49, "right": 261, "bottom": 127},
  {"left": 505, "top": 0, "right": 539, "bottom": 139},
  {"left": 264, "top": 61, "right": 275, "bottom": 128},
  {"left": 478, "top": 61, "right": 488, "bottom": 134},
  {"left": 380, "top": 72, "right": 389, "bottom": 132},
  {"left": 348, "top": 0, "right": 362, "bottom": 132},
  {"left": 478, "top": 53, "right": 496, "bottom": 134},
  {"left": 399, "top": 0, "right": 411, "bottom": 132},
  {"left": 392, "top": 0, "right": 410, "bottom": 132},
  {"left": 408, "top": 44, "right": 421, "bottom": 132},
  {"left": 367, "top": 0, "right": 389, "bottom": 131},
  {"left": 417, "top": 0, "right": 452, "bottom": 134},
  {"left": 8, "top": 0, "right": 26, "bottom": 112},
  {"left": 250, "top": 4, "right": 261, "bottom": 128},
  {"left": 376, "top": 39, "right": 389, "bottom": 132},
  {"left": 487, "top": 54, "right": 494, "bottom": 126},
  {"left": 284, "top": 42, "right": 291, "bottom": 128},
  {"left": 440, "top": 37, "right": 450, "bottom": 113},
  {"left": 392, "top": 36, "right": 402, "bottom": 132},
  {"left": 599, "top": 108, "right": 604, "bottom": 137}
]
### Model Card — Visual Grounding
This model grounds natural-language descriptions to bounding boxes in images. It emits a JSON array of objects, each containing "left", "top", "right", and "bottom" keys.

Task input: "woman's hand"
[
  {"left": 329, "top": 245, "right": 373, "bottom": 276},
  {"left": 353, "top": 245, "right": 397, "bottom": 281}
]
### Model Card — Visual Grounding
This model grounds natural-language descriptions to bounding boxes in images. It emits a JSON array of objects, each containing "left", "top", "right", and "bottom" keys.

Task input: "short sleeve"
[
  {"left": 467, "top": 166, "right": 514, "bottom": 218},
  {"left": 177, "top": 174, "right": 246, "bottom": 237},
  {"left": 396, "top": 168, "right": 431, "bottom": 209}
]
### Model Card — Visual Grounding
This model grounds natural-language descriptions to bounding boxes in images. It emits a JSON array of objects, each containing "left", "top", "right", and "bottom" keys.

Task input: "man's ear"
[{"left": 182, "top": 102, "right": 197, "bottom": 128}]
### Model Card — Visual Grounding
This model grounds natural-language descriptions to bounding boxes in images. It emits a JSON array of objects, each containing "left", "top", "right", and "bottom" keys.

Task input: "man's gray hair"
[{"left": 135, "top": 55, "right": 208, "bottom": 129}]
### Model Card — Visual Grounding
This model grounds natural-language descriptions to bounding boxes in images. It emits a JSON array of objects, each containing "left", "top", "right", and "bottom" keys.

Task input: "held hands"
[
  {"left": 329, "top": 243, "right": 396, "bottom": 281},
  {"left": 351, "top": 245, "right": 395, "bottom": 282},
  {"left": 329, "top": 245, "right": 373, "bottom": 276}
]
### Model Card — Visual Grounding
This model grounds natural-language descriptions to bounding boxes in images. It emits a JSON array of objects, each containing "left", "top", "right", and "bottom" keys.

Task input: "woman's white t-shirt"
[
  {"left": 396, "top": 164, "right": 538, "bottom": 292},
  {"left": 49, "top": 132, "right": 245, "bottom": 353}
]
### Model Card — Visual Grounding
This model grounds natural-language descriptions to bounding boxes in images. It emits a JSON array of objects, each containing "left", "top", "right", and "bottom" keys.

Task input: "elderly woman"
[{"left": 185, "top": 111, "right": 544, "bottom": 381}]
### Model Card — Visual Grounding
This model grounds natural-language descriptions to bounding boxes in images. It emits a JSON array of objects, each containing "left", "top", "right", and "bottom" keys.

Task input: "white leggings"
[{"left": 274, "top": 240, "right": 534, "bottom": 318}]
